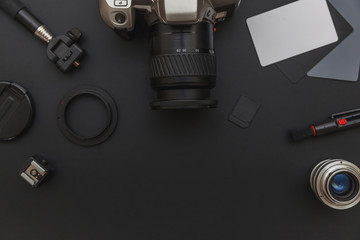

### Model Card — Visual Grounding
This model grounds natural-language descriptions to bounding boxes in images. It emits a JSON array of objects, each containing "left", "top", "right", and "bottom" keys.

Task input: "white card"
[{"left": 247, "top": 0, "right": 338, "bottom": 67}]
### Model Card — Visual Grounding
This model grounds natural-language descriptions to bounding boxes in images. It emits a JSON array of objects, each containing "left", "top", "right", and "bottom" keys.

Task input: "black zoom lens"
[{"left": 150, "top": 22, "right": 218, "bottom": 110}]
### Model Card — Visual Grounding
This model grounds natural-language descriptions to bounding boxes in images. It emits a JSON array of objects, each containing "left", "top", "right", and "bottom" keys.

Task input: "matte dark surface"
[
  {"left": 0, "top": 0, "right": 360, "bottom": 239},
  {"left": 0, "top": 0, "right": 24, "bottom": 18}
]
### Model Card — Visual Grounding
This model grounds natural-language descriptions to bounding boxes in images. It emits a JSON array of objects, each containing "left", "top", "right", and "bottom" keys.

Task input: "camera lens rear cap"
[{"left": 0, "top": 82, "right": 33, "bottom": 141}]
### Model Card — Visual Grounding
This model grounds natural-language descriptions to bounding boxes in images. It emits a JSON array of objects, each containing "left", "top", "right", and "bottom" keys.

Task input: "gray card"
[
  {"left": 308, "top": 0, "right": 360, "bottom": 82},
  {"left": 247, "top": 0, "right": 338, "bottom": 67}
]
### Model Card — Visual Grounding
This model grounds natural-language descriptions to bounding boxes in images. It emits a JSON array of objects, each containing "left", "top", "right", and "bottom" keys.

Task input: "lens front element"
[{"left": 330, "top": 173, "right": 352, "bottom": 196}]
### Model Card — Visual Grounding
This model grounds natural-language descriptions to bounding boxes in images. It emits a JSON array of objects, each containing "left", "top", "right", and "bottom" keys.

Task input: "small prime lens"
[
  {"left": 330, "top": 173, "right": 352, "bottom": 195},
  {"left": 150, "top": 22, "right": 218, "bottom": 110},
  {"left": 310, "top": 159, "right": 360, "bottom": 210}
]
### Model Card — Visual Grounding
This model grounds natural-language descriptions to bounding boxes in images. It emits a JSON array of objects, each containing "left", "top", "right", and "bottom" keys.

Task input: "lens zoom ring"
[{"left": 151, "top": 53, "right": 216, "bottom": 78}]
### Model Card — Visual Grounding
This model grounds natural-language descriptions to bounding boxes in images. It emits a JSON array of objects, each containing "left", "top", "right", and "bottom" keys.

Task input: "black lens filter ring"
[{"left": 57, "top": 86, "right": 118, "bottom": 147}]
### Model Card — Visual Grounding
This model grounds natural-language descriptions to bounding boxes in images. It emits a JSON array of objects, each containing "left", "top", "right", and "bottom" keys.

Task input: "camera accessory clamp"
[
  {"left": 0, "top": 0, "right": 84, "bottom": 73},
  {"left": 57, "top": 86, "right": 118, "bottom": 147}
]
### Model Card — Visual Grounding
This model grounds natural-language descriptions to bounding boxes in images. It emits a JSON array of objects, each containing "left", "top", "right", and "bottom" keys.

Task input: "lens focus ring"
[
  {"left": 310, "top": 159, "right": 360, "bottom": 210},
  {"left": 151, "top": 53, "right": 216, "bottom": 78}
]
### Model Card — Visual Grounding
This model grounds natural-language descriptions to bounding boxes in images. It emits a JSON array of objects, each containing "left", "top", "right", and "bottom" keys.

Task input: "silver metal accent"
[
  {"left": 21, "top": 173, "right": 35, "bottom": 186},
  {"left": 73, "top": 61, "right": 80, "bottom": 68},
  {"left": 216, "top": 11, "right": 228, "bottom": 20},
  {"left": 100, "top": 0, "right": 135, "bottom": 31},
  {"left": 34, "top": 25, "right": 54, "bottom": 44},
  {"left": 310, "top": 159, "right": 360, "bottom": 210},
  {"left": 31, "top": 161, "right": 46, "bottom": 174},
  {"left": 164, "top": 0, "right": 198, "bottom": 22}
]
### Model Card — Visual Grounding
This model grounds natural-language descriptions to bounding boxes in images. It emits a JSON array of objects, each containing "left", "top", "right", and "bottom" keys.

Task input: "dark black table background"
[{"left": 1, "top": 0, "right": 360, "bottom": 239}]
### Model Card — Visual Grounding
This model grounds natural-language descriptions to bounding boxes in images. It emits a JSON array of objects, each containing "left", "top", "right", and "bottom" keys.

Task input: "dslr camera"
[{"left": 100, "top": 0, "right": 242, "bottom": 110}]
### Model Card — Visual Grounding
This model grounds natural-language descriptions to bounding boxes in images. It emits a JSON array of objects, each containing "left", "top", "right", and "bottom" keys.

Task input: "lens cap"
[{"left": 0, "top": 82, "right": 33, "bottom": 141}]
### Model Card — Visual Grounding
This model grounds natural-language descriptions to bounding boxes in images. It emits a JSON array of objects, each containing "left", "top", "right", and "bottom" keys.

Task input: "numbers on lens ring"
[{"left": 175, "top": 49, "right": 213, "bottom": 54}]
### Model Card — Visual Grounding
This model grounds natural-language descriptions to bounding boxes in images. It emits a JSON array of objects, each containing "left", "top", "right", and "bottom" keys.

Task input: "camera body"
[
  {"left": 100, "top": 0, "right": 241, "bottom": 31},
  {"left": 100, "top": 0, "right": 242, "bottom": 110}
]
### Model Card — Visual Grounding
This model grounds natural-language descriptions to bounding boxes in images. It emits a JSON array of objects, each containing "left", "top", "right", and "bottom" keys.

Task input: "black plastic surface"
[
  {"left": 47, "top": 32, "right": 84, "bottom": 73},
  {"left": 229, "top": 95, "right": 261, "bottom": 128},
  {"left": 0, "top": 81, "right": 32, "bottom": 141},
  {"left": 16, "top": 9, "right": 42, "bottom": 33},
  {"left": 291, "top": 127, "right": 315, "bottom": 142},
  {"left": 0, "top": 0, "right": 24, "bottom": 18},
  {"left": 1, "top": 0, "right": 360, "bottom": 239}
]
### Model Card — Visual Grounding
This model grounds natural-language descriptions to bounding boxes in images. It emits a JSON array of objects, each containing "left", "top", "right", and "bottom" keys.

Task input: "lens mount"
[{"left": 310, "top": 159, "right": 360, "bottom": 210}]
